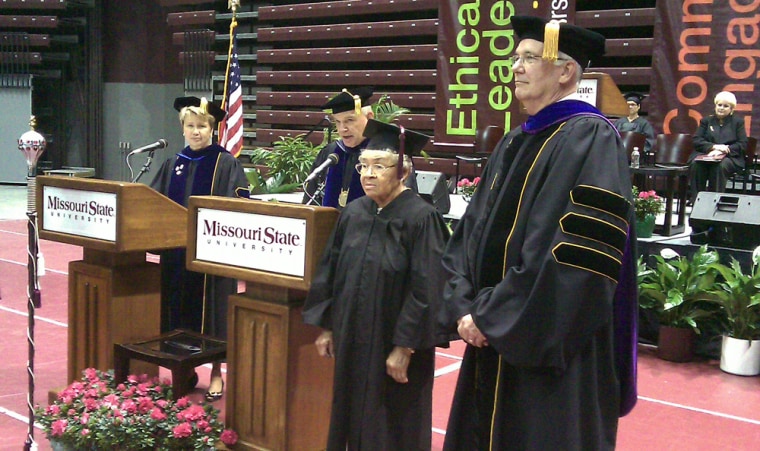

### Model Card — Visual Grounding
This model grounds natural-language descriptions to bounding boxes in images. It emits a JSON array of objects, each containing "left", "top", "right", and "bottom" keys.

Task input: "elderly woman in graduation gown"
[
  {"left": 303, "top": 120, "right": 450, "bottom": 451},
  {"left": 150, "top": 96, "right": 249, "bottom": 401}
]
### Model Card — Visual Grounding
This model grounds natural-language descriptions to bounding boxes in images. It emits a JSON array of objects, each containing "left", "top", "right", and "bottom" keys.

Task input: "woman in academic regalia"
[
  {"left": 150, "top": 96, "right": 249, "bottom": 401},
  {"left": 303, "top": 120, "right": 450, "bottom": 451}
]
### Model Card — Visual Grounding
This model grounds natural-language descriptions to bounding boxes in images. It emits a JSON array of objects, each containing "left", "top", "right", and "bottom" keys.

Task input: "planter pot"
[
  {"left": 657, "top": 325, "right": 696, "bottom": 362},
  {"left": 635, "top": 213, "right": 656, "bottom": 238},
  {"left": 720, "top": 335, "right": 760, "bottom": 376}
]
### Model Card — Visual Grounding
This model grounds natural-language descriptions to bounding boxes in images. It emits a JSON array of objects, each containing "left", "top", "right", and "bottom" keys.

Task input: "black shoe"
[{"left": 204, "top": 380, "right": 224, "bottom": 402}]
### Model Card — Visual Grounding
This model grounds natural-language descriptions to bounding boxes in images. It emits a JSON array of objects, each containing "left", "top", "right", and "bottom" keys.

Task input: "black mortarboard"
[
  {"left": 362, "top": 119, "right": 430, "bottom": 179},
  {"left": 173, "top": 96, "right": 226, "bottom": 123},
  {"left": 511, "top": 15, "right": 605, "bottom": 69},
  {"left": 321, "top": 87, "right": 374, "bottom": 115},
  {"left": 623, "top": 92, "right": 645, "bottom": 105}
]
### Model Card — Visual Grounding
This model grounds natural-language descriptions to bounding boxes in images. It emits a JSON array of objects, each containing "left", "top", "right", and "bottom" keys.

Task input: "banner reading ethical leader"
[
  {"left": 649, "top": 1, "right": 759, "bottom": 137},
  {"left": 435, "top": 1, "right": 577, "bottom": 146}
]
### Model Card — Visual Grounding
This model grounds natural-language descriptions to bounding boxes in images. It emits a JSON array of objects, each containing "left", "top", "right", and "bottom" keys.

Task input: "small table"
[
  {"left": 630, "top": 164, "right": 690, "bottom": 236},
  {"left": 113, "top": 329, "right": 226, "bottom": 399}
]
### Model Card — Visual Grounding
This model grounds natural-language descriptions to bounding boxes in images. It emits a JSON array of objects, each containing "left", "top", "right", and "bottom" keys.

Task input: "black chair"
[
  {"left": 620, "top": 131, "right": 648, "bottom": 164},
  {"left": 728, "top": 136, "right": 758, "bottom": 194},
  {"left": 453, "top": 125, "right": 502, "bottom": 191}
]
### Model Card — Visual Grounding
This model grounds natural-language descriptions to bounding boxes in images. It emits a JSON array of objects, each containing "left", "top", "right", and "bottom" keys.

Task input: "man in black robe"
[
  {"left": 613, "top": 92, "right": 656, "bottom": 154},
  {"left": 303, "top": 120, "right": 450, "bottom": 450},
  {"left": 440, "top": 16, "right": 638, "bottom": 451},
  {"left": 302, "top": 87, "right": 417, "bottom": 208}
]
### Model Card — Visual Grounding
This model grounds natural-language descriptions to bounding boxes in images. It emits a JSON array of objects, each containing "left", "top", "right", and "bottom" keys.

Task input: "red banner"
[
  {"left": 435, "top": 1, "right": 577, "bottom": 146},
  {"left": 649, "top": 1, "right": 759, "bottom": 137}
]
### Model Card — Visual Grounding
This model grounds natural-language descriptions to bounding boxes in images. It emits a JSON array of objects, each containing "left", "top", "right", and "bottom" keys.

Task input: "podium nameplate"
[
  {"left": 195, "top": 207, "right": 307, "bottom": 278},
  {"left": 41, "top": 185, "right": 118, "bottom": 241},
  {"left": 187, "top": 196, "right": 339, "bottom": 292}
]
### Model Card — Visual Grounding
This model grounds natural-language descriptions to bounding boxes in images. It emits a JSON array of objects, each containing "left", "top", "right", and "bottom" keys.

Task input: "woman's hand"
[
  {"left": 457, "top": 314, "right": 489, "bottom": 347},
  {"left": 315, "top": 330, "right": 334, "bottom": 358},
  {"left": 386, "top": 346, "right": 413, "bottom": 383},
  {"left": 709, "top": 144, "right": 729, "bottom": 157}
]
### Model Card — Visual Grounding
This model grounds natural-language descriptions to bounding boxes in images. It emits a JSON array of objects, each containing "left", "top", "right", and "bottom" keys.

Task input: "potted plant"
[
  {"left": 457, "top": 176, "right": 480, "bottom": 202},
  {"left": 638, "top": 245, "right": 721, "bottom": 362},
  {"left": 632, "top": 186, "right": 665, "bottom": 238},
  {"left": 248, "top": 134, "right": 322, "bottom": 193},
  {"left": 707, "top": 245, "right": 760, "bottom": 375},
  {"left": 35, "top": 368, "right": 238, "bottom": 450}
]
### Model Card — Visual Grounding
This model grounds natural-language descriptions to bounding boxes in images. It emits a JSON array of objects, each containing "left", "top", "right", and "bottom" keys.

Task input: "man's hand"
[
  {"left": 315, "top": 330, "right": 334, "bottom": 358},
  {"left": 457, "top": 314, "right": 489, "bottom": 347},
  {"left": 386, "top": 346, "right": 413, "bottom": 383}
]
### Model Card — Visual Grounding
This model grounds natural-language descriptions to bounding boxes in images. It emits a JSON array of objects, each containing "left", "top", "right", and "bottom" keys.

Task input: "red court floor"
[{"left": 2, "top": 218, "right": 759, "bottom": 450}]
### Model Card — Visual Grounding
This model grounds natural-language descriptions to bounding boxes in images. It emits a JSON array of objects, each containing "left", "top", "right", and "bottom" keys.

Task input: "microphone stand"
[
  {"left": 131, "top": 150, "right": 156, "bottom": 183},
  {"left": 303, "top": 179, "right": 326, "bottom": 206}
]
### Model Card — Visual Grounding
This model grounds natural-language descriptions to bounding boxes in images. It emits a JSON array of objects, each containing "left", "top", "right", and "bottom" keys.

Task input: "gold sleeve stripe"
[
  {"left": 552, "top": 242, "right": 622, "bottom": 282},
  {"left": 570, "top": 185, "right": 631, "bottom": 223},
  {"left": 559, "top": 212, "right": 626, "bottom": 255}
]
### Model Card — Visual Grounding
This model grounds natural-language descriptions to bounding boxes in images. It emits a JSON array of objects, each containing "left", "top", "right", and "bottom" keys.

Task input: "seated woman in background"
[
  {"left": 303, "top": 120, "right": 450, "bottom": 451},
  {"left": 689, "top": 91, "right": 748, "bottom": 203}
]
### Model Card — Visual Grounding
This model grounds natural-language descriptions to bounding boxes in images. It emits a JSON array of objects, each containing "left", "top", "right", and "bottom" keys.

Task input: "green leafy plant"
[
  {"left": 371, "top": 94, "right": 411, "bottom": 123},
  {"left": 249, "top": 134, "right": 321, "bottom": 186},
  {"left": 706, "top": 246, "right": 760, "bottom": 340},
  {"left": 245, "top": 167, "right": 300, "bottom": 195},
  {"left": 35, "top": 368, "right": 238, "bottom": 450},
  {"left": 638, "top": 245, "right": 721, "bottom": 333},
  {"left": 632, "top": 185, "right": 665, "bottom": 221}
]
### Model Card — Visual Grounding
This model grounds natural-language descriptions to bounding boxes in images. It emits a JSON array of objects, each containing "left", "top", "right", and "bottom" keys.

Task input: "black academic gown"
[
  {"left": 150, "top": 144, "right": 249, "bottom": 339},
  {"left": 302, "top": 139, "right": 419, "bottom": 208},
  {"left": 613, "top": 115, "right": 656, "bottom": 153},
  {"left": 440, "top": 101, "right": 638, "bottom": 451},
  {"left": 303, "top": 189, "right": 450, "bottom": 451}
]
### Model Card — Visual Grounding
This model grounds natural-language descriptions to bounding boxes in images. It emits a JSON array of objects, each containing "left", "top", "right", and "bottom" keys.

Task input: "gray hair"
[{"left": 554, "top": 50, "right": 583, "bottom": 85}]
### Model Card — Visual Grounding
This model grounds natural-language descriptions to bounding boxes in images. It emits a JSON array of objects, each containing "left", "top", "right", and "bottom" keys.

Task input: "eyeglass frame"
[
  {"left": 508, "top": 53, "right": 570, "bottom": 67},
  {"left": 355, "top": 162, "right": 397, "bottom": 175}
]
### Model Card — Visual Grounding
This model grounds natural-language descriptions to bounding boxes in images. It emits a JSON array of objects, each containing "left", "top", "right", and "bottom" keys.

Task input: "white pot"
[{"left": 720, "top": 335, "right": 760, "bottom": 376}]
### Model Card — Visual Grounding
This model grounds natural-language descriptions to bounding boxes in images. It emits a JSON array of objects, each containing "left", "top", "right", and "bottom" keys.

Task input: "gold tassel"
[
  {"left": 341, "top": 88, "right": 362, "bottom": 116},
  {"left": 542, "top": 20, "right": 560, "bottom": 62},
  {"left": 200, "top": 97, "right": 209, "bottom": 115}
]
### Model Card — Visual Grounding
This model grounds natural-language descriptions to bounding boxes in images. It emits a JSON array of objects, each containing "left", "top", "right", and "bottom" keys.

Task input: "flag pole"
[{"left": 219, "top": 0, "right": 240, "bottom": 117}]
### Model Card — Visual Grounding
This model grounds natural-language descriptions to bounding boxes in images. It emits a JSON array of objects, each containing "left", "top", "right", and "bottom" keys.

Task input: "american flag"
[{"left": 218, "top": 22, "right": 243, "bottom": 158}]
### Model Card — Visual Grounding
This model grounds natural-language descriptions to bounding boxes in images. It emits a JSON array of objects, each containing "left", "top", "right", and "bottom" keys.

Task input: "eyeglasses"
[
  {"left": 507, "top": 53, "right": 569, "bottom": 67},
  {"left": 355, "top": 163, "right": 396, "bottom": 174}
]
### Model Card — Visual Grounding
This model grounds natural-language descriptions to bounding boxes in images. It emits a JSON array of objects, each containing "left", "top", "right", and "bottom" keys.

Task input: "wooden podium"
[
  {"left": 36, "top": 176, "right": 187, "bottom": 382},
  {"left": 579, "top": 72, "right": 629, "bottom": 117},
  {"left": 186, "top": 196, "right": 338, "bottom": 451}
]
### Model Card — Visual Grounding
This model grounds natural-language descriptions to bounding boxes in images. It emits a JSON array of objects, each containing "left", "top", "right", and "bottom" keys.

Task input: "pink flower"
[
  {"left": 172, "top": 422, "right": 193, "bottom": 438},
  {"left": 47, "top": 404, "right": 61, "bottom": 416},
  {"left": 150, "top": 407, "right": 167, "bottom": 421},
  {"left": 51, "top": 419, "right": 68, "bottom": 437},
  {"left": 175, "top": 397, "right": 190, "bottom": 408},
  {"left": 221, "top": 429, "right": 239, "bottom": 445},
  {"left": 177, "top": 404, "right": 206, "bottom": 422}
]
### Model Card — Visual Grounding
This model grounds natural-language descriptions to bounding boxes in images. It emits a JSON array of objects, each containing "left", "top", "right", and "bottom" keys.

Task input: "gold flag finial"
[{"left": 228, "top": 0, "right": 240, "bottom": 13}]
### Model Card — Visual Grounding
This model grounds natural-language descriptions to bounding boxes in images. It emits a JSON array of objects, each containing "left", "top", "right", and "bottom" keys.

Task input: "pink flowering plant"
[
  {"left": 457, "top": 177, "right": 480, "bottom": 199},
  {"left": 35, "top": 368, "right": 238, "bottom": 450},
  {"left": 632, "top": 186, "right": 665, "bottom": 221}
]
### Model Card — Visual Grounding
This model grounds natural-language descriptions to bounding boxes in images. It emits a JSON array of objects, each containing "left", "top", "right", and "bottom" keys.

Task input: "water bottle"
[{"left": 631, "top": 146, "right": 640, "bottom": 168}]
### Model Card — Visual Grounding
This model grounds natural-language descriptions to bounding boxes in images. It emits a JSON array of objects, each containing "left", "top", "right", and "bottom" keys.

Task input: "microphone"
[
  {"left": 128, "top": 139, "right": 168, "bottom": 155},
  {"left": 304, "top": 153, "right": 340, "bottom": 183}
]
